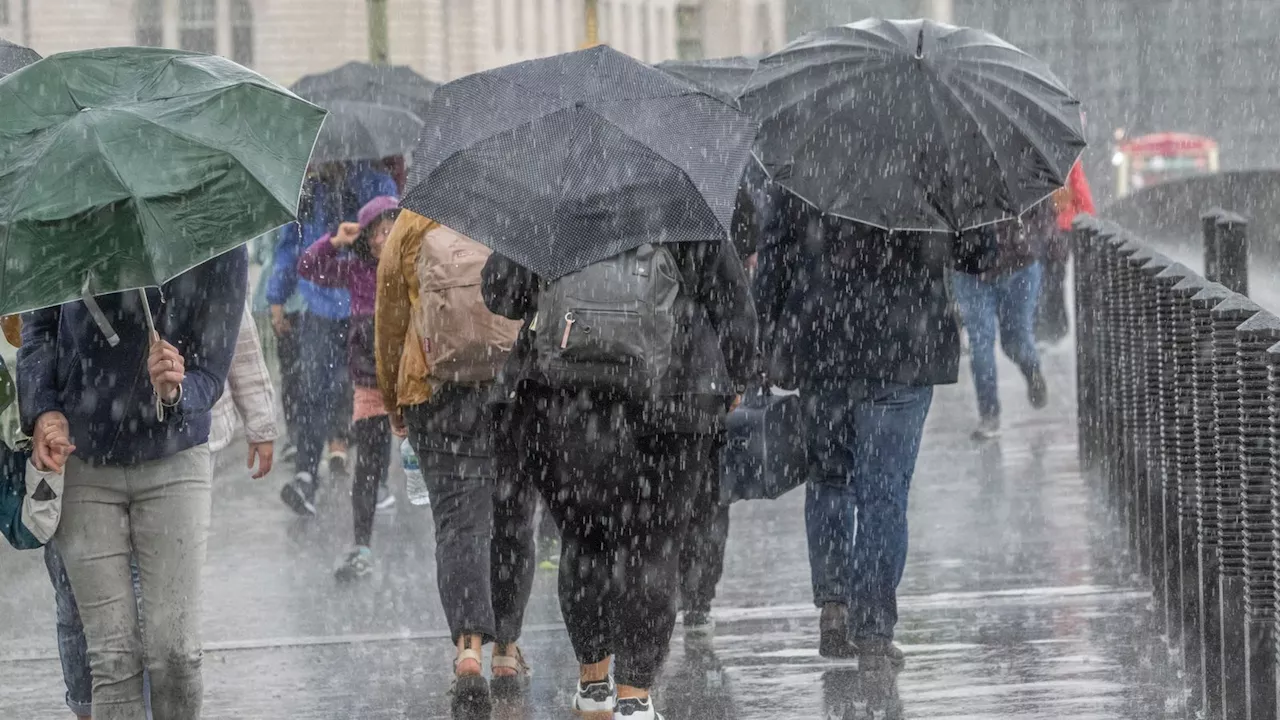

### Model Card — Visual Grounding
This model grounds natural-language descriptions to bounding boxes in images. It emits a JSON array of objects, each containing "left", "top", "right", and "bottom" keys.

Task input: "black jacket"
[
  {"left": 755, "top": 194, "right": 996, "bottom": 389},
  {"left": 482, "top": 240, "right": 758, "bottom": 433}
]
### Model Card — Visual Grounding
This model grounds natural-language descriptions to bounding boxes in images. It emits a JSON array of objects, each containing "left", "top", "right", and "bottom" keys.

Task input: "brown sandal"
[
  {"left": 491, "top": 643, "right": 531, "bottom": 697},
  {"left": 451, "top": 636, "right": 489, "bottom": 704}
]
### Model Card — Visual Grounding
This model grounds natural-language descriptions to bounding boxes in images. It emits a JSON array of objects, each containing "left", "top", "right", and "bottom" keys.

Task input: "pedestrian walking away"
[
  {"left": 19, "top": 249, "right": 248, "bottom": 720},
  {"left": 678, "top": 179, "right": 764, "bottom": 639},
  {"left": 298, "top": 195, "right": 402, "bottom": 578},
  {"left": 375, "top": 209, "right": 537, "bottom": 707},
  {"left": 271, "top": 161, "right": 398, "bottom": 514},
  {"left": 406, "top": 45, "right": 758, "bottom": 720},
  {"left": 755, "top": 193, "right": 997, "bottom": 667},
  {"left": 952, "top": 202, "right": 1057, "bottom": 440},
  {"left": 1037, "top": 160, "right": 1096, "bottom": 344}
]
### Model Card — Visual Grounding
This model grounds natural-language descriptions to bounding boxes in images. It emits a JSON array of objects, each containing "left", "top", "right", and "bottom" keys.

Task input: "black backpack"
[{"left": 533, "top": 244, "right": 682, "bottom": 397}]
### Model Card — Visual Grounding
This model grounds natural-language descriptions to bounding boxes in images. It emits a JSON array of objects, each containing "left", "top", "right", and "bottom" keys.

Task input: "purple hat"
[{"left": 357, "top": 195, "right": 400, "bottom": 230}]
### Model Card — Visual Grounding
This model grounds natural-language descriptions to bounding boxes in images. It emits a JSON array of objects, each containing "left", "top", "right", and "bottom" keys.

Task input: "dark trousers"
[
  {"left": 1035, "top": 256, "right": 1070, "bottom": 343},
  {"left": 406, "top": 398, "right": 537, "bottom": 645},
  {"left": 679, "top": 456, "right": 730, "bottom": 613},
  {"left": 351, "top": 414, "right": 391, "bottom": 548},
  {"left": 295, "top": 313, "right": 351, "bottom": 479},
  {"left": 680, "top": 499, "right": 732, "bottom": 609},
  {"left": 275, "top": 312, "right": 304, "bottom": 447},
  {"left": 520, "top": 392, "right": 713, "bottom": 688}
]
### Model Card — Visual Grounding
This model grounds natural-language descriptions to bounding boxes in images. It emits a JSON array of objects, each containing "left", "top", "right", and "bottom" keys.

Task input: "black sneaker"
[
  {"left": 328, "top": 450, "right": 349, "bottom": 480},
  {"left": 1028, "top": 369, "right": 1049, "bottom": 409},
  {"left": 819, "top": 603, "right": 857, "bottom": 658},
  {"left": 683, "top": 609, "right": 715, "bottom": 638},
  {"left": 853, "top": 636, "right": 906, "bottom": 670},
  {"left": 280, "top": 472, "right": 317, "bottom": 516},
  {"left": 333, "top": 546, "right": 374, "bottom": 582},
  {"left": 572, "top": 676, "right": 616, "bottom": 713},
  {"left": 615, "top": 696, "right": 664, "bottom": 719}
]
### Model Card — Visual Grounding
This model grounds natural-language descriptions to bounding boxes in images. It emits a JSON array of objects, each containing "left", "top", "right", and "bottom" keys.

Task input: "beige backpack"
[{"left": 414, "top": 224, "right": 522, "bottom": 384}]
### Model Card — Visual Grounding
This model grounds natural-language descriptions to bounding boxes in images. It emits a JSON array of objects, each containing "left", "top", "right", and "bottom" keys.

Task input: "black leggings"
[
  {"left": 531, "top": 420, "right": 713, "bottom": 688},
  {"left": 352, "top": 415, "right": 391, "bottom": 547}
]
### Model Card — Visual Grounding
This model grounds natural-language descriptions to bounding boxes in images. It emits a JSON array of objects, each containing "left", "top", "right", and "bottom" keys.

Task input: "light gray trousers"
[{"left": 55, "top": 445, "right": 212, "bottom": 720}]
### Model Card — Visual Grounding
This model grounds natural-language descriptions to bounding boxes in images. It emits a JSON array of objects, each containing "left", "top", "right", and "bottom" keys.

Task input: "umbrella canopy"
[
  {"left": 0, "top": 38, "right": 40, "bottom": 78},
  {"left": 308, "top": 99, "right": 424, "bottom": 163},
  {"left": 291, "top": 61, "right": 437, "bottom": 118},
  {"left": 655, "top": 56, "right": 758, "bottom": 103},
  {"left": 740, "top": 18, "right": 1086, "bottom": 233},
  {"left": 0, "top": 47, "right": 325, "bottom": 316},
  {"left": 402, "top": 45, "right": 758, "bottom": 279}
]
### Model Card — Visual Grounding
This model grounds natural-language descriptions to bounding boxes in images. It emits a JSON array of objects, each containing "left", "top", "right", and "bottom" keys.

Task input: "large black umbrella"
[
  {"left": 0, "top": 38, "right": 40, "bottom": 78},
  {"left": 291, "top": 61, "right": 437, "bottom": 118},
  {"left": 402, "top": 45, "right": 758, "bottom": 279},
  {"left": 740, "top": 18, "right": 1086, "bottom": 232},
  {"left": 655, "top": 56, "right": 757, "bottom": 103},
  {"left": 307, "top": 99, "right": 423, "bottom": 163}
]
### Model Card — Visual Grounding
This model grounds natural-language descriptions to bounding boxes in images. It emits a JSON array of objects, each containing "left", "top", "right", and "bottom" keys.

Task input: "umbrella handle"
[{"left": 137, "top": 289, "right": 166, "bottom": 421}]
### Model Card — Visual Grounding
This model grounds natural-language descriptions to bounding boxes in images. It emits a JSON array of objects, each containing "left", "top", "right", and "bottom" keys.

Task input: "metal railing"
[{"left": 1074, "top": 212, "right": 1280, "bottom": 720}]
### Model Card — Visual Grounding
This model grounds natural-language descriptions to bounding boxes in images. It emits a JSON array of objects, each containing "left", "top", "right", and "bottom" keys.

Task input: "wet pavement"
[{"left": 0, "top": 344, "right": 1184, "bottom": 719}]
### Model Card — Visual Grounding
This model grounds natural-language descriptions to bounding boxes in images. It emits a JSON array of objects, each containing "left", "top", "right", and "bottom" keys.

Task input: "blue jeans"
[
  {"left": 805, "top": 381, "right": 933, "bottom": 640},
  {"left": 45, "top": 542, "right": 151, "bottom": 719},
  {"left": 952, "top": 263, "right": 1043, "bottom": 420}
]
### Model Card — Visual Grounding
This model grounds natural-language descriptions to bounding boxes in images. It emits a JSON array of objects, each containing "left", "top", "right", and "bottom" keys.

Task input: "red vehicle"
[{"left": 1114, "top": 132, "right": 1219, "bottom": 197}]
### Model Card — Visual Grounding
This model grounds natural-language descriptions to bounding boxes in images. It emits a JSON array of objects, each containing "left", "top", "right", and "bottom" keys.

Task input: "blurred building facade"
[
  {"left": 954, "top": 0, "right": 1280, "bottom": 203},
  {"left": 6, "top": 0, "right": 785, "bottom": 86}
]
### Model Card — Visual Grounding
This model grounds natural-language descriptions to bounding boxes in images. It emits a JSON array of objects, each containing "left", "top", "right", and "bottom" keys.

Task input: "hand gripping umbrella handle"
[{"left": 136, "top": 289, "right": 167, "bottom": 421}]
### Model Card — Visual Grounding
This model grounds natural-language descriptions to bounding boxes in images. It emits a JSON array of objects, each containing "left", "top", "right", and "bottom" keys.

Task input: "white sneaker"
[
  {"left": 573, "top": 677, "right": 616, "bottom": 713},
  {"left": 615, "top": 696, "right": 663, "bottom": 719}
]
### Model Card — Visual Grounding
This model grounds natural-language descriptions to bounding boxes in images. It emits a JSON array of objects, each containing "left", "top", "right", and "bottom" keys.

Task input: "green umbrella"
[{"left": 0, "top": 47, "right": 326, "bottom": 318}]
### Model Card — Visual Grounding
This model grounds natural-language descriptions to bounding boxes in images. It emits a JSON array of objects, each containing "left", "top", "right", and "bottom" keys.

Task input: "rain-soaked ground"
[{"left": 0, "top": 344, "right": 1184, "bottom": 719}]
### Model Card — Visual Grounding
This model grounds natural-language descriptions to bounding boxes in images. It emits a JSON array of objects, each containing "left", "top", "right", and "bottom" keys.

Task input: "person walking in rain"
[
  {"left": 755, "top": 194, "right": 995, "bottom": 667},
  {"left": 375, "top": 209, "right": 538, "bottom": 704},
  {"left": 481, "top": 236, "right": 756, "bottom": 720},
  {"left": 952, "top": 202, "right": 1056, "bottom": 440},
  {"left": 36, "top": 299, "right": 274, "bottom": 720},
  {"left": 270, "top": 160, "right": 397, "bottom": 516},
  {"left": 298, "top": 195, "right": 402, "bottom": 579},
  {"left": 19, "top": 248, "right": 248, "bottom": 720}
]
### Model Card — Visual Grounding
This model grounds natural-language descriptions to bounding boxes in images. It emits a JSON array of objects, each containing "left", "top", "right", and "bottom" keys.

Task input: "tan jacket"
[
  {"left": 376, "top": 210, "right": 436, "bottom": 414},
  {"left": 209, "top": 304, "right": 278, "bottom": 452}
]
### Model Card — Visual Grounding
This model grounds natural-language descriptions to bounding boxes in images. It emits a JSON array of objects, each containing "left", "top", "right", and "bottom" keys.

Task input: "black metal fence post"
[
  {"left": 1191, "top": 282, "right": 1236, "bottom": 717},
  {"left": 1215, "top": 213, "right": 1250, "bottom": 297},
  {"left": 1139, "top": 253, "right": 1174, "bottom": 638},
  {"left": 1203, "top": 207, "right": 1224, "bottom": 285},
  {"left": 1154, "top": 262, "right": 1194, "bottom": 655},
  {"left": 1210, "top": 295, "right": 1263, "bottom": 720},
  {"left": 1235, "top": 312, "right": 1280, "bottom": 720},
  {"left": 1124, "top": 243, "right": 1157, "bottom": 574},
  {"left": 1074, "top": 217, "right": 1102, "bottom": 468},
  {"left": 1171, "top": 273, "right": 1209, "bottom": 716}
]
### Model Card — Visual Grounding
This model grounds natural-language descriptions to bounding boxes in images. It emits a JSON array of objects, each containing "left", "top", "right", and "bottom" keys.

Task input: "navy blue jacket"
[{"left": 18, "top": 248, "right": 248, "bottom": 466}]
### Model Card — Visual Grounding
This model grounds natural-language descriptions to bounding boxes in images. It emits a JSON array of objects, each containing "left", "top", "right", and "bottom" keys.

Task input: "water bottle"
[{"left": 401, "top": 438, "right": 430, "bottom": 506}]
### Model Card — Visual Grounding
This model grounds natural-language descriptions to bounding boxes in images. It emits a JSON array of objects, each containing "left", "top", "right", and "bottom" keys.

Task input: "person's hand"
[
  {"left": 270, "top": 305, "right": 291, "bottom": 337},
  {"left": 390, "top": 412, "right": 408, "bottom": 439},
  {"left": 33, "top": 411, "right": 74, "bottom": 473},
  {"left": 248, "top": 441, "right": 274, "bottom": 479},
  {"left": 730, "top": 395, "right": 742, "bottom": 411},
  {"left": 148, "top": 339, "right": 185, "bottom": 404},
  {"left": 330, "top": 222, "right": 361, "bottom": 248},
  {"left": 744, "top": 253, "right": 758, "bottom": 273}
]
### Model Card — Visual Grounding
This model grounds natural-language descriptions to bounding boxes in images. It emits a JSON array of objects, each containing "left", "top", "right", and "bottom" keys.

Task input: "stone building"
[{"left": 2, "top": 0, "right": 786, "bottom": 86}]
